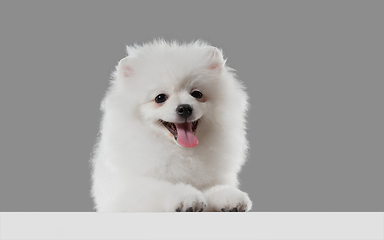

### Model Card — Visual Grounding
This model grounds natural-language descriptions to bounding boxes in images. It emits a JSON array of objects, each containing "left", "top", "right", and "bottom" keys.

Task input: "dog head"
[{"left": 112, "top": 40, "right": 229, "bottom": 148}]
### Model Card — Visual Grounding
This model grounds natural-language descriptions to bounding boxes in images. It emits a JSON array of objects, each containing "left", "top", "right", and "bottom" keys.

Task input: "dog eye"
[
  {"left": 191, "top": 91, "right": 203, "bottom": 99},
  {"left": 155, "top": 94, "right": 168, "bottom": 104}
]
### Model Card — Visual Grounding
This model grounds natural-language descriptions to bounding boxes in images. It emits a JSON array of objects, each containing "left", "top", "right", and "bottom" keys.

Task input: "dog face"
[
  {"left": 142, "top": 80, "right": 208, "bottom": 148},
  {"left": 114, "top": 41, "right": 226, "bottom": 148}
]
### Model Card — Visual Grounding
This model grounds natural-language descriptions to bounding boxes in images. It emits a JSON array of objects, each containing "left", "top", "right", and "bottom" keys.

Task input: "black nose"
[{"left": 176, "top": 104, "right": 193, "bottom": 119}]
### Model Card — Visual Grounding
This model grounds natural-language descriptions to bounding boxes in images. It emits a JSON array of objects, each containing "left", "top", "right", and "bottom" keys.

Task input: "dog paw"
[
  {"left": 164, "top": 183, "right": 207, "bottom": 212},
  {"left": 204, "top": 186, "right": 252, "bottom": 212}
]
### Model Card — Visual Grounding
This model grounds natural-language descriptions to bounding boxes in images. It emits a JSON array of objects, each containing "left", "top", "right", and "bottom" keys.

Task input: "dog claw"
[
  {"left": 229, "top": 207, "right": 238, "bottom": 212},
  {"left": 221, "top": 208, "right": 226, "bottom": 212},
  {"left": 176, "top": 208, "right": 181, "bottom": 212},
  {"left": 186, "top": 207, "right": 193, "bottom": 212},
  {"left": 198, "top": 208, "right": 203, "bottom": 212}
]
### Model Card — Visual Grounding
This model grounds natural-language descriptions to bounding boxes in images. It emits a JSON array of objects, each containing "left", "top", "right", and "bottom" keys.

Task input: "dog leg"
[
  {"left": 203, "top": 185, "right": 252, "bottom": 212},
  {"left": 96, "top": 177, "right": 207, "bottom": 212}
]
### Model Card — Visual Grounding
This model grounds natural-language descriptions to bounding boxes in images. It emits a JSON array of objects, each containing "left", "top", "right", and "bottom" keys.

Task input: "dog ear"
[
  {"left": 116, "top": 57, "right": 134, "bottom": 79},
  {"left": 205, "top": 46, "right": 225, "bottom": 72}
]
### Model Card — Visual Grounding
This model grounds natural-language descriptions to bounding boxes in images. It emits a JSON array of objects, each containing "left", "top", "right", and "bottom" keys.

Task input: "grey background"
[{"left": 0, "top": 1, "right": 383, "bottom": 211}]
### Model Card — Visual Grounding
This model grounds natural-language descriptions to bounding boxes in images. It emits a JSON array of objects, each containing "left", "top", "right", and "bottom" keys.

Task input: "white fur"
[{"left": 91, "top": 40, "right": 252, "bottom": 212}]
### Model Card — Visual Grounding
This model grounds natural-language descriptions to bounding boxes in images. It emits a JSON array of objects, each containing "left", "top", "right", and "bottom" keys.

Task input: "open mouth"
[{"left": 160, "top": 119, "right": 199, "bottom": 148}]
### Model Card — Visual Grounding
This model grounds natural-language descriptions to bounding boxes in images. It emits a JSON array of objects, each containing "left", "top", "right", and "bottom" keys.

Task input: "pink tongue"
[{"left": 175, "top": 122, "right": 198, "bottom": 148}]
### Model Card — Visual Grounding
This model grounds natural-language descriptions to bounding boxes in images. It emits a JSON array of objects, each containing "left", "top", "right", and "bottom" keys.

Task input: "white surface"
[{"left": 0, "top": 212, "right": 383, "bottom": 240}]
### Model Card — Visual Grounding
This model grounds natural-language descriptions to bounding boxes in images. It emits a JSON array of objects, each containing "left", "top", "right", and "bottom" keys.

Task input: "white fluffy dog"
[{"left": 91, "top": 40, "right": 252, "bottom": 212}]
